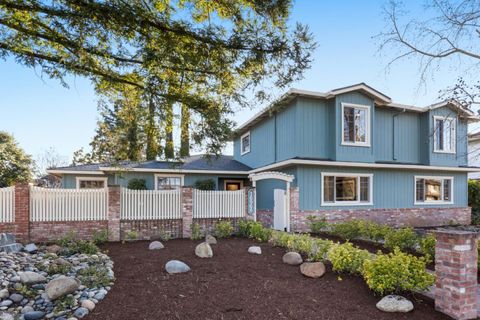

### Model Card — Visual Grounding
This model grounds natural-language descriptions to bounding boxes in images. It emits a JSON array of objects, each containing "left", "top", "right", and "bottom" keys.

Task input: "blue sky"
[{"left": 0, "top": 1, "right": 470, "bottom": 162}]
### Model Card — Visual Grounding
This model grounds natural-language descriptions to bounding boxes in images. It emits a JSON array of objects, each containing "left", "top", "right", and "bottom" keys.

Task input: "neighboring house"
[
  {"left": 468, "top": 131, "right": 480, "bottom": 179},
  {"left": 49, "top": 83, "right": 480, "bottom": 230}
]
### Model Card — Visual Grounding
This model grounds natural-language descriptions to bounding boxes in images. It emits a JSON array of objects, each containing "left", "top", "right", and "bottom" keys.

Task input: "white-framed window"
[
  {"left": 240, "top": 131, "right": 251, "bottom": 155},
  {"left": 414, "top": 176, "right": 453, "bottom": 205},
  {"left": 321, "top": 173, "right": 373, "bottom": 206},
  {"left": 76, "top": 177, "right": 108, "bottom": 189},
  {"left": 341, "top": 103, "right": 371, "bottom": 147},
  {"left": 224, "top": 179, "right": 244, "bottom": 191},
  {"left": 433, "top": 116, "right": 456, "bottom": 154},
  {"left": 154, "top": 174, "right": 184, "bottom": 190}
]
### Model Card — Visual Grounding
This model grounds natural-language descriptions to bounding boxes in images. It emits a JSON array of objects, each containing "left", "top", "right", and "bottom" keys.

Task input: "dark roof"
[{"left": 50, "top": 155, "right": 251, "bottom": 173}]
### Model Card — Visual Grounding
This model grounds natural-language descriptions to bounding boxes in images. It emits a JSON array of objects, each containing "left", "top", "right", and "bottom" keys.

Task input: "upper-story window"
[
  {"left": 415, "top": 176, "right": 453, "bottom": 204},
  {"left": 341, "top": 103, "right": 370, "bottom": 147},
  {"left": 241, "top": 131, "right": 251, "bottom": 155},
  {"left": 433, "top": 116, "right": 456, "bottom": 153}
]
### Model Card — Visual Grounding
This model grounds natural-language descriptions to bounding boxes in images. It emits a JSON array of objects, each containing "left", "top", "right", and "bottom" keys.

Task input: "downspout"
[
  {"left": 274, "top": 113, "right": 277, "bottom": 162},
  {"left": 392, "top": 108, "right": 406, "bottom": 161}
]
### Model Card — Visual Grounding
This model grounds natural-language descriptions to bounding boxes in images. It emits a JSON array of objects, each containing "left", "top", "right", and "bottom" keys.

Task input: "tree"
[
  {"left": 0, "top": 131, "right": 33, "bottom": 187},
  {"left": 34, "top": 146, "right": 68, "bottom": 177},
  {"left": 180, "top": 103, "right": 190, "bottom": 158},
  {"left": 0, "top": 0, "right": 316, "bottom": 154}
]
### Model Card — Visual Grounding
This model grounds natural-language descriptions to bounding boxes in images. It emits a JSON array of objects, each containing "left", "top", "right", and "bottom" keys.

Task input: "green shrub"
[
  {"left": 362, "top": 248, "right": 434, "bottom": 295},
  {"left": 237, "top": 219, "right": 252, "bottom": 238},
  {"left": 194, "top": 179, "right": 216, "bottom": 190},
  {"left": 328, "top": 242, "right": 371, "bottom": 274},
  {"left": 214, "top": 220, "right": 234, "bottom": 238},
  {"left": 57, "top": 233, "right": 99, "bottom": 255},
  {"left": 357, "top": 221, "right": 392, "bottom": 242},
  {"left": 92, "top": 229, "right": 108, "bottom": 245},
  {"left": 329, "top": 221, "right": 362, "bottom": 240},
  {"left": 307, "top": 215, "right": 327, "bottom": 234},
  {"left": 418, "top": 233, "right": 436, "bottom": 262},
  {"left": 384, "top": 227, "right": 419, "bottom": 251},
  {"left": 125, "top": 230, "right": 139, "bottom": 241},
  {"left": 78, "top": 266, "right": 113, "bottom": 287},
  {"left": 54, "top": 295, "right": 75, "bottom": 313},
  {"left": 190, "top": 223, "right": 203, "bottom": 240},
  {"left": 310, "top": 238, "right": 334, "bottom": 262},
  {"left": 127, "top": 178, "right": 147, "bottom": 190},
  {"left": 248, "top": 222, "right": 272, "bottom": 242}
]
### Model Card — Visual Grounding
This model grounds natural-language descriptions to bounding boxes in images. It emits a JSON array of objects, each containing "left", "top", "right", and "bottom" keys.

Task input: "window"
[
  {"left": 224, "top": 180, "right": 243, "bottom": 191},
  {"left": 433, "top": 116, "right": 456, "bottom": 153},
  {"left": 342, "top": 103, "right": 370, "bottom": 146},
  {"left": 322, "top": 173, "right": 372, "bottom": 205},
  {"left": 76, "top": 177, "right": 107, "bottom": 189},
  {"left": 241, "top": 131, "right": 251, "bottom": 155},
  {"left": 155, "top": 175, "right": 183, "bottom": 190},
  {"left": 414, "top": 176, "right": 453, "bottom": 204}
]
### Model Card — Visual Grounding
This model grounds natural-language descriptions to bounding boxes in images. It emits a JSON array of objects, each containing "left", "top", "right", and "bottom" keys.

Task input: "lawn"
[{"left": 87, "top": 238, "right": 451, "bottom": 320}]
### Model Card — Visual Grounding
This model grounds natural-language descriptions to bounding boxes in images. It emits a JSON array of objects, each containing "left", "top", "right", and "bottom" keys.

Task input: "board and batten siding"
[{"left": 255, "top": 167, "right": 297, "bottom": 210}]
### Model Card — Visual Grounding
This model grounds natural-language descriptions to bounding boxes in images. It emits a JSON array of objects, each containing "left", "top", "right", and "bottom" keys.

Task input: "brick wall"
[
  {"left": 120, "top": 219, "right": 182, "bottom": 240},
  {"left": 256, "top": 210, "right": 273, "bottom": 228},
  {"left": 30, "top": 221, "right": 108, "bottom": 243},
  {"left": 14, "top": 183, "right": 30, "bottom": 243}
]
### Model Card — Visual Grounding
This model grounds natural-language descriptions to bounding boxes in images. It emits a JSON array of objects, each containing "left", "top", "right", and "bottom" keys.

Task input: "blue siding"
[
  {"left": 256, "top": 167, "right": 297, "bottom": 210},
  {"left": 276, "top": 103, "right": 297, "bottom": 161},
  {"left": 62, "top": 174, "right": 114, "bottom": 188}
]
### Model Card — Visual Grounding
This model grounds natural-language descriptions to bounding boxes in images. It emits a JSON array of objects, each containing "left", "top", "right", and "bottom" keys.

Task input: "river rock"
[
  {"left": 205, "top": 235, "right": 217, "bottom": 245},
  {"left": 0, "top": 312, "right": 13, "bottom": 320},
  {"left": 23, "top": 243, "right": 38, "bottom": 254},
  {"left": 300, "top": 262, "right": 326, "bottom": 278},
  {"left": 23, "top": 311, "right": 45, "bottom": 320},
  {"left": 195, "top": 242, "right": 213, "bottom": 258},
  {"left": 81, "top": 299, "right": 95, "bottom": 311},
  {"left": 282, "top": 252, "right": 303, "bottom": 265},
  {"left": 73, "top": 307, "right": 89, "bottom": 318},
  {"left": 376, "top": 295, "right": 414, "bottom": 313},
  {"left": 0, "top": 289, "right": 8, "bottom": 299},
  {"left": 45, "top": 276, "right": 79, "bottom": 300},
  {"left": 165, "top": 260, "right": 190, "bottom": 274},
  {"left": 247, "top": 246, "right": 262, "bottom": 255},
  {"left": 19, "top": 272, "right": 46, "bottom": 285},
  {"left": 45, "top": 245, "right": 62, "bottom": 254},
  {"left": 149, "top": 241, "right": 164, "bottom": 250},
  {"left": 9, "top": 293, "right": 23, "bottom": 303}
]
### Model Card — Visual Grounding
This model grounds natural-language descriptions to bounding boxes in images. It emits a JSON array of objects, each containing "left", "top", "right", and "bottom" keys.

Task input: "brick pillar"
[
  {"left": 181, "top": 187, "right": 193, "bottom": 238},
  {"left": 244, "top": 187, "right": 255, "bottom": 220},
  {"left": 107, "top": 186, "right": 121, "bottom": 242},
  {"left": 434, "top": 230, "right": 478, "bottom": 320},
  {"left": 14, "top": 183, "right": 30, "bottom": 243},
  {"left": 289, "top": 187, "right": 299, "bottom": 232}
]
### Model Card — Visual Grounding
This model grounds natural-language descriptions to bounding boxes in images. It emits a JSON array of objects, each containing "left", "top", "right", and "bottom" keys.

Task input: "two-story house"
[{"left": 49, "top": 83, "right": 479, "bottom": 230}]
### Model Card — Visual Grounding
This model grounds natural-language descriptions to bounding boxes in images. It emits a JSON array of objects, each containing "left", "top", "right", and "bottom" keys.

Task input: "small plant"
[
  {"left": 92, "top": 229, "right": 108, "bottom": 245},
  {"left": 418, "top": 233, "right": 436, "bottom": 262},
  {"left": 194, "top": 179, "right": 216, "bottom": 190},
  {"left": 306, "top": 215, "right": 327, "bottom": 234},
  {"left": 78, "top": 266, "right": 113, "bottom": 287},
  {"left": 384, "top": 227, "right": 419, "bottom": 251},
  {"left": 125, "top": 230, "right": 139, "bottom": 241},
  {"left": 237, "top": 219, "right": 251, "bottom": 238},
  {"left": 248, "top": 221, "right": 272, "bottom": 242},
  {"left": 46, "top": 262, "right": 72, "bottom": 275},
  {"left": 57, "top": 232, "right": 99, "bottom": 256},
  {"left": 214, "top": 220, "right": 234, "bottom": 238},
  {"left": 57, "top": 230, "right": 78, "bottom": 247},
  {"left": 190, "top": 223, "right": 203, "bottom": 240},
  {"left": 357, "top": 221, "right": 392, "bottom": 242},
  {"left": 362, "top": 248, "right": 434, "bottom": 295},
  {"left": 54, "top": 295, "right": 76, "bottom": 313},
  {"left": 127, "top": 178, "right": 147, "bottom": 190},
  {"left": 16, "top": 284, "right": 36, "bottom": 299},
  {"left": 328, "top": 242, "right": 371, "bottom": 274},
  {"left": 156, "top": 228, "right": 172, "bottom": 242},
  {"left": 328, "top": 221, "right": 362, "bottom": 240}
]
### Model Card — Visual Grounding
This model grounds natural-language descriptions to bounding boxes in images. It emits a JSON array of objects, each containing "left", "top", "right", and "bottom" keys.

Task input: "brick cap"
[
  {"left": 434, "top": 229, "right": 478, "bottom": 236},
  {"left": 107, "top": 184, "right": 121, "bottom": 188}
]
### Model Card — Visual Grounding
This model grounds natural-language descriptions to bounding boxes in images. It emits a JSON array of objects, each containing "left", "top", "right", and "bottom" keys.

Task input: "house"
[
  {"left": 468, "top": 131, "right": 480, "bottom": 179},
  {"left": 49, "top": 83, "right": 480, "bottom": 230}
]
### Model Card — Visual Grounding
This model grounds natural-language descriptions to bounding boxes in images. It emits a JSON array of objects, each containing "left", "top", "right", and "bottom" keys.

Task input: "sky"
[{"left": 0, "top": 1, "right": 473, "bottom": 163}]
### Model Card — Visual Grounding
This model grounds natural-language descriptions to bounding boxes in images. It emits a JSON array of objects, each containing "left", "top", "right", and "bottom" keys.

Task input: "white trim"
[
  {"left": 223, "top": 179, "right": 244, "bottom": 190},
  {"left": 48, "top": 170, "right": 103, "bottom": 175},
  {"left": 154, "top": 174, "right": 185, "bottom": 190},
  {"left": 75, "top": 176, "right": 108, "bottom": 189},
  {"left": 249, "top": 158, "right": 480, "bottom": 173},
  {"left": 99, "top": 167, "right": 249, "bottom": 175},
  {"left": 321, "top": 172, "right": 373, "bottom": 206},
  {"left": 341, "top": 103, "right": 371, "bottom": 147},
  {"left": 413, "top": 175, "right": 454, "bottom": 205},
  {"left": 240, "top": 131, "right": 251, "bottom": 155},
  {"left": 433, "top": 116, "right": 456, "bottom": 154},
  {"left": 248, "top": 171, "right": 295, "bottom": 183}
]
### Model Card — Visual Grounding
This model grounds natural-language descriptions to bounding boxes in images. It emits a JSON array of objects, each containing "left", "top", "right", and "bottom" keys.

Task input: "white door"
[{"left": 273, "top": 189, "right": 287, "bottom": 231}]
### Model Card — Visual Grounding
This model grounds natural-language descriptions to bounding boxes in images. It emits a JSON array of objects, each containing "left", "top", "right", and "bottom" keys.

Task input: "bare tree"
[{"left": 34, "top": 147, "right": 68, "bottom": 187}]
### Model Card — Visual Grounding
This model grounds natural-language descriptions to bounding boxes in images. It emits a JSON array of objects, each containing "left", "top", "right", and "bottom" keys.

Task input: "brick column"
[
  {"left": 289, "top": 187, "right": 300, "bottom": 232},
  {"left": 181, "top": 187, "right": 193, "bottom": 238},
  {"left": 14, "top": 183, "right": 30, "bottom": 243},
  {"left": 244, "top": 187, "right": 255, "bottom": 220},
  {"left": 434, "top": 230, "right": 478, "bottom": 320},
  {"left": 107, "top": 186, "right": 121, "bottom": 242}
]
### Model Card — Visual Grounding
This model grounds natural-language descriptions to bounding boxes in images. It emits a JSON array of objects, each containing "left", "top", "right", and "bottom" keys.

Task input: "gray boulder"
[
  {"left": 300, "top": 262, "right": 326, "bottom": 278},
  {"left": 282, "top": 252, "right": 303, "bottom": 265},
  {"left": 23, "top": 311, "right": 45, "bottom": 320},
  {"left": 19, "top": 272, "right": 46, "bottom": 285},
  {"left": 45, "top": 276, "right": 79, "bottom": 300},
  {"left": 195, "top": 242, "right": 213, "bottom": 258},
  {"left": 148, "top": 241, "right": 164, "bottom": 250},
  {"left": 205, "top": 235, "right": 217, "bottom": 245},
  {"left": 165, "top": 260, "right": 190, "bottom": 274},
  {"left": 376, "top": 295, "right": 414, "bottom": 313},
  {"left": 247, "top": 246, "right": 262, "bottom": 255},
  {"left": 23, "top": 243, "right": 38, "bottom": 254}
]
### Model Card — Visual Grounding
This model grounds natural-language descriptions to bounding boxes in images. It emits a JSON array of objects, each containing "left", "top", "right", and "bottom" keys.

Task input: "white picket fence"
[
  {"left": 120, "top": 188, "right": 182, "bottom": 220},
  {"left": 0, "top": 187, "right": 15, "bottom": 223},
  {"left": 30, "top": 186, "right": 107, "bottom": 222},
  {"left": 193, "top": 189, "right": 245, "bottom": 218}
]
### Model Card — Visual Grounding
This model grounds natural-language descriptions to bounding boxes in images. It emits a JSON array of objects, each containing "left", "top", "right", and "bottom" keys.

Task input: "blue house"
[{"left": 49, "top": 83, "right": 480, "bottom": 230}]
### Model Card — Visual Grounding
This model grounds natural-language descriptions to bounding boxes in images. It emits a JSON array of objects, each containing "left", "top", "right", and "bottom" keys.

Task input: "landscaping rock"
[
  {"left": 149, "top": 241, "right": 164, "bottom": 250},
  {"left": 376, "top": 295, "right": 414, "bottom": 313},
  {"left": 23, "top": 244, "right": 38, "bottom": 254},
  {"left": 0, "top": 312, "right": 13, "bottom": 320},
  {"left": 0, "top": 289, "right": 9, "bottom": 299},
  {"left": 247, "top": 246, "right": 262, "bottom": 255},
  {"left": 282, "top": 252, "right": 303, "bottom": 265},
  {"left": 73, "top": 307, "right": 89, "bottom": 318},
  {"left": 165, "top": 260, "right": 190, "bottom": 274},
  {"left": 300, "top": 262, "right": 326, "bottom": 278},
  {"left": 205, "top": 235, "right": 217, "bottom": 245},
  {"left": 45, "top": 245, "right": 62, "bottom": 254},
  {"left": 23, "top": 311, "right": 45, "bottom": 320},
  {"left": 0, "top": 300, "right": 12, "bottom": 308},
  {"left": 19, "top": 272, "right": 47, "bottom": 285},
  {"left": 9, "top": 293, "right": 23, "bottom": 303},
  {"left": 81, "top": 299, "right": 95, "bottom": 311},
  {"left": 45, "top": 276, "right": 79, "bottom": 300},
  {"left": 195, "top": 242, "right": 213, "bottom": 258}
]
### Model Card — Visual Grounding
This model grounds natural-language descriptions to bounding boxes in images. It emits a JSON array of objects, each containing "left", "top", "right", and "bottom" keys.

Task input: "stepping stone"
[
  {"left": 248, "top": 246, "right": 262, "bottom": 255},
  {"left": 376, "top": 295, "right": 414, "bottom": 313}
]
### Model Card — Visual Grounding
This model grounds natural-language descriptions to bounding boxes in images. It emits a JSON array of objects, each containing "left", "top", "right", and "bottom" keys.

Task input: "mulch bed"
[{"left": 86, "top": 238, "right": 452, "bottom": 320}]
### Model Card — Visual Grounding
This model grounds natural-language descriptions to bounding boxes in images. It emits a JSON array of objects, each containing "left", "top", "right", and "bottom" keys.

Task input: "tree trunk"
[
  {"left": 164, "top": 101, "right": 175, "bottom": 159},
  {"left": 180, "top": 103, "right": 190, "bottom": 158},
  {"left": 145, "top": 97, "right": 160, "bottom": 160}
]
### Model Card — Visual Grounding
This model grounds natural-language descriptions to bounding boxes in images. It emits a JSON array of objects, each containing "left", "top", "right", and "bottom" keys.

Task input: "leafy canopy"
[{"left": 0, "top": 131, "right": 33, "bottom": 187}]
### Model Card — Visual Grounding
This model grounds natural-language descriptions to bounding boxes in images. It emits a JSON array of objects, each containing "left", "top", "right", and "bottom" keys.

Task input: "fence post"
[
  {"left": 434, "top": 230, "right": 478, "bottom": 320},
  {"left": 181, "top": 187, "right": 193, "bottom": 238},
  {"left": 14, "top": 183, "right": 30, "bottom": 243},
  {"left": 107, "top": 186, "right": 121, "bottom": 242}
]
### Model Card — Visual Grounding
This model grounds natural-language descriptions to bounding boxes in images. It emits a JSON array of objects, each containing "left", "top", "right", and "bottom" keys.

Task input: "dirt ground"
[{"left": 87, "top": 238, "right": 452, "bottom": 320}]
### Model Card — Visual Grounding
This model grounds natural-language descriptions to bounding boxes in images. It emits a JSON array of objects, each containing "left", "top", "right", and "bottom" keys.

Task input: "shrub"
[
  {"left": 92, "top": 229, "right": 108, "bottom": 245},
  {"left": 362, "top": 248, "right": 434, "bottom": 295},
  {"left": 310, "top": 238, "right": 334, "bottom": 262},
  {"left": 384, "top": 227, "right": 419, "bottom": 251},
  {"left": 214, "top": 220, "right": 234, "bottom": 238},
  {"left": 357, "top": 221, "right": 392, "bottom": 242},
  {"left": 127, "top": 178, "right": 147, "bottom": 190},
  {"left": 307, "top": 215, "right": 327, "bottom": 234},
  {"left": 237, "top": 219, "right": 251, "bottom": 238},
  {"left": 57, "top": 233, "right": 99, "bottom": 255},
  {"left": 190, "top": 223, "right": 203, "bottom": 240},
  {"left": 194, "top": 179, "right": 216, "bottom": 190},
  {"left": 78, "top": 266, "right": 113, "bottom": 287},
  {"left": 248, "top": 221, "right": 272, "bottom": 242},
  {"left": 328, "top": 242, "right": 371, "bottom": 274},
  {"left": 418, "top": 233, "right": 436, "bottom": 262},
  {"left": 329, "top": 221, "right": 362, "bottom": 240},
  {"left": 154, "top": 228, "right": 172, "bottom": 242}
]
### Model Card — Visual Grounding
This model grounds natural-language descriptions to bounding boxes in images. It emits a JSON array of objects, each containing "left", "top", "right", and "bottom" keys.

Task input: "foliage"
[
  {"left": 194, "top": 179, "right": 216, "bottom": 191},
  {"left": 128, "top": 178, "right": 147, "bottom": 190},
  {"left": 78, "top": 266, "right": 113, "bottom": 288},
  {"left": 362, "top": 249, "right": 434, "bottom": 295},
  {"left": 0, "top": 131, "right": 33, "bottom": 187},
  {"left": 306, "top": 215, "right": 327, "bottom": 234},
  {"left": 418, "top": 234, "right": 436, "bottom": 263},
  {"left": 190, "top": 223, "right": 203, "bottom": 241},
  {"left": 57, "top": 231, "right": 99, "bottom": 255},
  {"left": 15, "top": 284, "right": 36, "bottom": 299},
  {"left": 214, "top": 221, "right": 234, "bottom": 238},
  {"left": 237, "top": 219, "right": 271, "bottom": 242},
  {"left": 384, "top": 227, "right": 419, "bottom": 252},
  {"left": 54, "top": 295, "right": 76, "bottom": 313},
  {"left": 469, "top": 180, "right": 480, "bottom": 225},
  {"left": 356, "top": 221, "right": 392, "bottom": 242},
  {"left": 269, "top": 231, "right": 333, "bottom": 262},
  {"left": 153, "top": 228, "right": 172, "bottom": 242},
  {"left": 125, "top": 230, "right": 139, "bottom": 241},
  {"left": 328, "top": 242, "right": 371, "bottom": 275},
  {"left": 92, "top": 229, "right": 109, "bottom": 245},
  {"left": 329, "top": 221, "right": 362, "bottom": 240}
]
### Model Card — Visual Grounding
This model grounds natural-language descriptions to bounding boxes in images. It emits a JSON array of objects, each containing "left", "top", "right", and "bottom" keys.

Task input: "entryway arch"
[{"left": 248, "top": 171, "right": 295, "bottom": 231}]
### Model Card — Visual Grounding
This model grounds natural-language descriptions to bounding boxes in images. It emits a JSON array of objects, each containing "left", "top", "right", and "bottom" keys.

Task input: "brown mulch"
[{"left": 86, "top": 238, "right": 452, "bottom": 320}]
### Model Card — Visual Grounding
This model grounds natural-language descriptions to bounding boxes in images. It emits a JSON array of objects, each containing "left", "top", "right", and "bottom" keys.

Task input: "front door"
[{"left": 273, "top": 189, "right": 287, "bottom": 231}]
